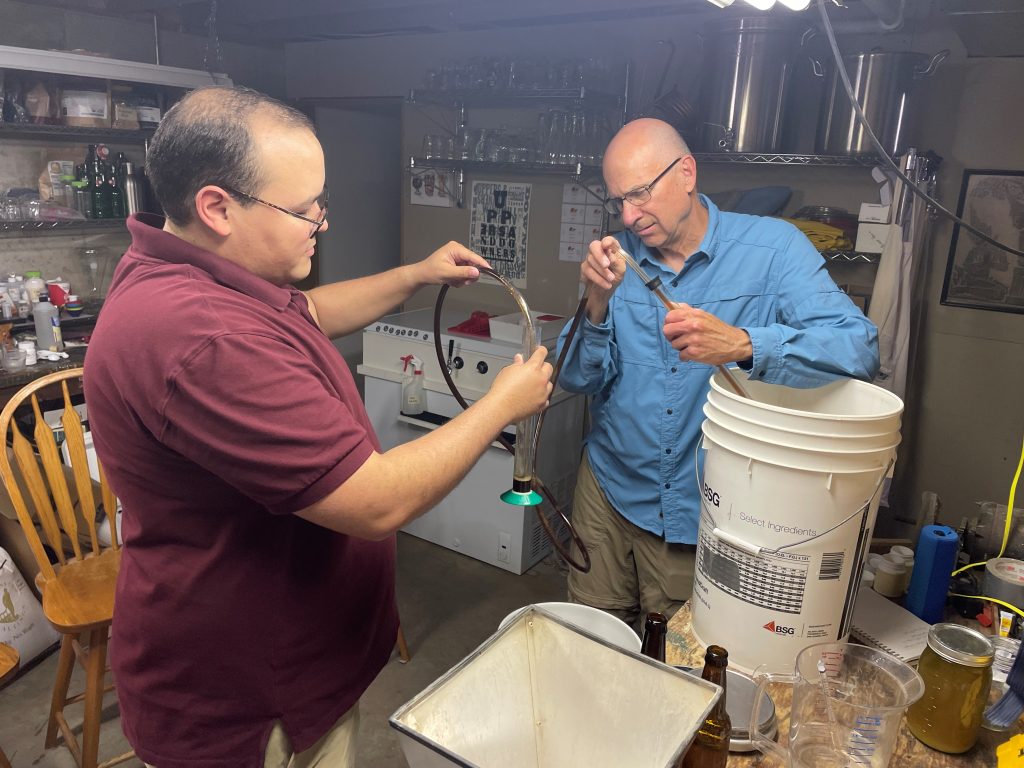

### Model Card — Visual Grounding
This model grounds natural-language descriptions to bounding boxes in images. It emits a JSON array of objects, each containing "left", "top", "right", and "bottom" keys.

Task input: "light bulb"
[
  {"left": 741, "top": 0, "right": 777, "bottom": 8},
  {"left": 704, "top": 0, "right": 736, "bottom": 6},
  {"left": 777, "top": 0, "right": 812, "bottom": 8}
]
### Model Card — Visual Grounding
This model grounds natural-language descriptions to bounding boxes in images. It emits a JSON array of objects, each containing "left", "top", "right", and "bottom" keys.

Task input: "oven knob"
[
  {"left": 375, "top": 325, "right": 380, "bottom": 332},
  {"left": 452, "top": 357, "right": 464, "bottom": 370},
  {"left": 476, "top": 361, "right": 488, "bottom": 374}
]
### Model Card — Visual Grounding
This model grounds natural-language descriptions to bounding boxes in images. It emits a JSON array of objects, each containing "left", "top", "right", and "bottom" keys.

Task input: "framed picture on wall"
[{"left": 940, "top": 169, "right": 1024, "bottom": 313}]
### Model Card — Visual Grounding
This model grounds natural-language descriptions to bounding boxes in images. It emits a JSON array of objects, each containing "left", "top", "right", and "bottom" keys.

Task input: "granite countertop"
[
  {"left": 1, "top": 299, "right": 100, "bottom": 391},
  {"left": 0, "top": 344, "right": 88, "bottom": 391}
]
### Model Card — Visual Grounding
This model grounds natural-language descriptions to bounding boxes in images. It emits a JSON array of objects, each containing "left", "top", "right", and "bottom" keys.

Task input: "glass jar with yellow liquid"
[{"left": 906, "top": 623, "right": 994, "bottom": 753}]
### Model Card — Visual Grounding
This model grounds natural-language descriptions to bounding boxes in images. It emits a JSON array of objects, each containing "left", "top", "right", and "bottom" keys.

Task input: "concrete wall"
[
  {"left": 903, "top": 57, "right": 1024, "bottom": 528},
  {"left": 314, "top": 103, "right": 403, "bottom": 381}
]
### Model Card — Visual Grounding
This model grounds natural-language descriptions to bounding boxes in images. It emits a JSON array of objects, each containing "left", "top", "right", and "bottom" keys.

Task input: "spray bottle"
[{"left": 400, "top": 355, "right": 426, "bottom": 415}]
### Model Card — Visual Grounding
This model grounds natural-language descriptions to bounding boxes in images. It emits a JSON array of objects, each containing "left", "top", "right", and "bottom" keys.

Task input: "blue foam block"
[{"left": 905, "top": 524, "right": 960, "bottom": 624}]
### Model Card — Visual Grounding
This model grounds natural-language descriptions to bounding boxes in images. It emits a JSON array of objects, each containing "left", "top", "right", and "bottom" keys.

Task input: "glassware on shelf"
[
  {"left": 422, "top": 134, "right": 442, "bottom": 159},
  {"left": 78, "top": 247, "right": 113, "bottom": 298},
  {"left": 547, "top": 109, "right": 569, "bottom": 164},
  {"left": 456, "top": 128, "right": 481, "bottom": 160}
]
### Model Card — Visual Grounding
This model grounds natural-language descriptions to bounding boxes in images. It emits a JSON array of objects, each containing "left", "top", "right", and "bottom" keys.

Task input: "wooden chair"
[
  {"left": 0, "top": 368, "right": 132, "bottom": 768},
  {"left": 0, "top": 642, "right": 19, "bottom": 768},
  {"left": 396, "top": 625, "right": 411, "bottom": 663}
]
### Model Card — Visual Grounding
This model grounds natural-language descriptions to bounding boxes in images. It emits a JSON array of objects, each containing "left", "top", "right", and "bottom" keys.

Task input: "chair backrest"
[{"left": 0, "top": 368, "right": 119, "bottom": 584}]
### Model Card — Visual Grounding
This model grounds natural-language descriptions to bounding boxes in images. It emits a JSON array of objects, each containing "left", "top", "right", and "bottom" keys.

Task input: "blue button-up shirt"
[{"left": 556, "top": 195, "right": 880, "bottom": 544}]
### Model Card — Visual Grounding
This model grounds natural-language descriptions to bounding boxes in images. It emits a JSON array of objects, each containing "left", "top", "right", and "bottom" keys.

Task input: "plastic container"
[
  {"left": 17, "top": 340, "right": 36, "bottom": 365},
  {"left": 33, "top": 299, "right": 64, "bottom": 352},
  {"left": 390, "top": 605, "right": 721, "bottom": 768},
  {"left": 64, "top": 295, "right": 84, "bottom": 317},
  {"left": 23, "top": 270, "right": 45, "bottom": 304},
  {"left": 400, "top": 355, "right": 425, "bottom": 416},
  {"left": 691, "top": 368, "right": 902, "bottom": 673},
  {"left": 873, "top": 559, "right": 906, "bottom": 598},
  {"left": 1, "top": 348, "right": 27, "bottom": 371}
]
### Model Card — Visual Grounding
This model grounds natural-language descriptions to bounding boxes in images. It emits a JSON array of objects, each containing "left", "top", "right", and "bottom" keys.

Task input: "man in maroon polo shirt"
[{"left": 83, "top": 86, "right": 553, "bottom": 768}]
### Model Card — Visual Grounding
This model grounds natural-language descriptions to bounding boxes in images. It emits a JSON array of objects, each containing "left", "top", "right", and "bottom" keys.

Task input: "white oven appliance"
[{"left": 358, "top": 307, "right": 584, "bottom": 574}]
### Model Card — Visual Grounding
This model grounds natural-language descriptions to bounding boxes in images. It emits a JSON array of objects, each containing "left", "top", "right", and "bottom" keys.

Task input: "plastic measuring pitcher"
[{"left": 752, "top": 642, "right": 923, "bottom": 768}]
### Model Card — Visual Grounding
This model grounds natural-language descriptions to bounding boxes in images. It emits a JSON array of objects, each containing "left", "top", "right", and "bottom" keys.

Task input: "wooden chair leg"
[
  {"left": 81, "top": 627, "right": 109, "bottom": 768},
  {"left": 0, "top": 746, "right": 11, "bottom": 768},
  {"left": 46, "top": 634, "right": 76, "bottom": 748},
  {"left": 396, "top": 625, "right": 411, "bottom": 664}
]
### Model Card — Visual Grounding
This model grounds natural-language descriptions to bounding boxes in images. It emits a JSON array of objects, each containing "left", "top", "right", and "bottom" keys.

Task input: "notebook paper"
[{"left": 850, "top": 587, "right": 931, "bottom": 663}]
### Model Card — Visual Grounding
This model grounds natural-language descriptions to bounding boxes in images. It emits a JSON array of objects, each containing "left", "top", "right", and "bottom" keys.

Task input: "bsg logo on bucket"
[{"left": 763, "top": 620, "right": 798, "bottom": 636}]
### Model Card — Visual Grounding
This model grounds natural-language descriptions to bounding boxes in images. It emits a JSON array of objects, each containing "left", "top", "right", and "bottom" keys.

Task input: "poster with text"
[{"left": 469, "top": 180, "right": 530, "bottom": 288}]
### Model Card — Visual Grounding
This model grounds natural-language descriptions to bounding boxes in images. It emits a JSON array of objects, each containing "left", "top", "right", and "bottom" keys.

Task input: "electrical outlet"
[{"left": 498, "top": 532, "right": 511, "bottom": 563}]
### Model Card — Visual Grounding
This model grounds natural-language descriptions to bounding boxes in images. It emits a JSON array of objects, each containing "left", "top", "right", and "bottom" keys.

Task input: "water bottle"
[
  {"left": 122, "top": 162, "right": 143, "bottom": 216},
  {"left": 33, "top": 299, "right": 64, "bottom": 352}
]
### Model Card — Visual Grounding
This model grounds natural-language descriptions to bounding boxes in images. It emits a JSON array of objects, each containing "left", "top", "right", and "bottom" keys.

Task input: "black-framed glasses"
[
  {"left": 223, "top": 185, "right": 329, "bottom": 237},
  {"left": 603, "top": 157, "right": 682, "bottom": 215}
]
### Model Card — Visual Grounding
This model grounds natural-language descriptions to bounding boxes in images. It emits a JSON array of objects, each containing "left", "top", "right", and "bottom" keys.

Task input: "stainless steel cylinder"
[
  {"left": 123, "top": 162, "right": 144, "bottom": 216},
  {"left": 815, "top": 50, "right": 947, "bottom": 156},
  {"left": 698, "top": 17, "right": 803, "bottom": 153}
]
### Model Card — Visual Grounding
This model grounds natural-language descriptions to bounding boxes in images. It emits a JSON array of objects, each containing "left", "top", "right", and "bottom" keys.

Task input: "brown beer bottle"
[
  {"left": 681, "top": 645, "right": 731, "bottom": 768},
  {"left": 640, "top": 612, "right": 668, "bottom": 662}
]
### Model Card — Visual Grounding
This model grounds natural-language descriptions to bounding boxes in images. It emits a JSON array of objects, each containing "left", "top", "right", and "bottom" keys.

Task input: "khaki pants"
[
  {"left": 145, "top": 702, "right": 359, "bottom": 768},
  {"left": 567, "top": 454, "right": 696, "bottom": 632}
]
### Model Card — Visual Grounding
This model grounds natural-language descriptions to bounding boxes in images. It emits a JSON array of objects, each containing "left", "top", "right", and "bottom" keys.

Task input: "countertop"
[
  {"left": 1, "top": 301, "right": 99, "bottom": 391},
  {"left": 0, "top": 345, "right": 86, "bottom": 391},
  {"left": 667, "top": 602, "right": 1020, "bottom": 767}
]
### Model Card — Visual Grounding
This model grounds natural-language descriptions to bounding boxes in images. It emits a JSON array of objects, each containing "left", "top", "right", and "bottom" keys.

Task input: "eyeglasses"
[
  {"left": 223, "top": 185, "right": 329, "bottom": 237},
  {"left": 603, "top": 157, "right": 682, "bottom": 215}
]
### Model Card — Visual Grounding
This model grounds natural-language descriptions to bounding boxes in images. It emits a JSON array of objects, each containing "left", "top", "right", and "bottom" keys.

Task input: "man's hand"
[
  {"left": 414, "top": 241, "right": 491, "bottom": 288},
  {"left": 663, "top": 304, "right": 753, "bottom": 365},
  {"left": 484, "top": 346, "right": 554, "bottom": 423},
  {"left": 581, "top": 236, "right": 627, "bottom": 323}
]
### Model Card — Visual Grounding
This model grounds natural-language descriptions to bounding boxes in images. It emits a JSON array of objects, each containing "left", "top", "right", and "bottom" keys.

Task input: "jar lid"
[
  {"left": 927, "top": 623, "right": 994, "bottom": 667},
  {"left": 874, "top": 558, "right": 905, "bottom": 574},
  {"left": 24, "top": 270, "right": 42, "bottom": 278}
]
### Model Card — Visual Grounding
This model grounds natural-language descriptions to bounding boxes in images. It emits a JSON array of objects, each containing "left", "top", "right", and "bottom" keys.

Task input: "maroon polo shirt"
[{"left": 84, "top": 214, "right": 397, "bottom": 768}]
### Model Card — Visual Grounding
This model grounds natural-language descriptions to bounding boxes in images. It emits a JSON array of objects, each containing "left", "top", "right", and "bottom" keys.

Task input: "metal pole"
[{"left": 153, "top": 12, "right": 161, "bottom": 65}]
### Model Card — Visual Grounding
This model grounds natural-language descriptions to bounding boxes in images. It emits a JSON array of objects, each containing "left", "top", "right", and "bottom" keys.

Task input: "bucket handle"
[{"left": 696, "top": 439, "right": 893, "bottom": 555}]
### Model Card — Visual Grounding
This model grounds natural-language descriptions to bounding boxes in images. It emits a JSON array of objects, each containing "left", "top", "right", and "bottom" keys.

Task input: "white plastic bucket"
[
  {"left": 708, "top": 373, "right": 903, "bottom": 437},
  {"left": 691, "top": 369, "right": 903, "bottom": 675}
]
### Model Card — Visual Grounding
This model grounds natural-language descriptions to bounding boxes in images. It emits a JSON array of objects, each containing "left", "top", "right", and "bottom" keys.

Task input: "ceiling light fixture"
[
  {"left": 704, "top": 0, "right": 736, "bottom": 6},
  {"left": 741, "top": 0, "right": 777, "bottom": 8}
]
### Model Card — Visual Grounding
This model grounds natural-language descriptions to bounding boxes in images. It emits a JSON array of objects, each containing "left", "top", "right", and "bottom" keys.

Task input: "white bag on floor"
[{"left": 0, "top": 547, "right": 60, "bottom": 663}]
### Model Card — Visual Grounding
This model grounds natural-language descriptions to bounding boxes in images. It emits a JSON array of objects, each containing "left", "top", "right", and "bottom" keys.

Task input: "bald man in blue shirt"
[{"left": 556, "top": 118, "right": 879, "bottom": 630}]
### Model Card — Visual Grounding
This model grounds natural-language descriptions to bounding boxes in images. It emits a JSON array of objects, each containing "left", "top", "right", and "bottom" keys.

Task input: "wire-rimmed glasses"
[
  {"left": 224, "top": 185, "right": 329, "bottom": 237},
  {"left": 603, "top": 157, "right": 682, "bottom": 215}
]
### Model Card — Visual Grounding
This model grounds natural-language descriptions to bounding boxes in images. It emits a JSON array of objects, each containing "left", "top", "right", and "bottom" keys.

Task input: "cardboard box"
[
  {"left": 859, "top": 203, "right": 891, "bottom": 224},
  {"left": 855, "top": 222, "right": 892, "bottom": 254}
]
